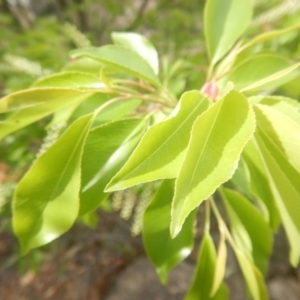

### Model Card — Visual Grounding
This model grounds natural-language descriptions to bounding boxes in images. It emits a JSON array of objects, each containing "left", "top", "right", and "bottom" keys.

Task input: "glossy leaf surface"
[
  {"left": 13, "top": 113, "right": 94, "bottom": 254},
  {"left": 0, "top": 88, "right": 91, "bottom": 139},
  {"left": 254, "top": 104, "right": 300, "bottom": 266},
  {"left": 142, "top": 180, "right": 196, "bottom": 284},
  {"left": 80, "top": 118, "right": 146, "bottom": 215},
  {"left": 32, "top": 72, "right": 104, "bottom": 89},
  {"left": 0, "top": 88, "right": 90, "bottom": 113},
  {"left": 171, "top": 91, "right": 255, "bottom": 237},
  {"left": 204, "top": 0, "right": 252, "bottom": 65},
  {"left": 106, "top": 91, "right": 211, "bottom": 192},
  {"left": 70, "top": 45, "right": 160, "bottom": 86},
  {"left": 111, "top": 32, "right": 159, "bottom": 74},
  {"left": 185, "top": 233, "right": 229, "bottom": 300}
]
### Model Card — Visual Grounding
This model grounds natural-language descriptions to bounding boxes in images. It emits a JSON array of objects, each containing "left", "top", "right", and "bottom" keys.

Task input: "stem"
[
  {"left": 112, "top": 79, "right": 156, "bottom": 93},
  {"left": 114, "top": 84, "right": 176, "bottom": 107},
  {"left": 135, "top": 94, "right": 175, "bottom": 107},
  {"left": 210, "top": 197, "right": 236, "bottom": 250},
  {"left": 211, "top": 41, "right": 242, "bottom": 82},
  {"left": 95, "top": 78, "right": 176, "bottom": 108},
  {"left": 94, "top": 95, "right": 130, "bottom": 115},
  {"left": 112, "top": 84, "right": 144, "bottom": 96},
  {"left": 206, "top": 63, "right": 214, "bottom": 82}
]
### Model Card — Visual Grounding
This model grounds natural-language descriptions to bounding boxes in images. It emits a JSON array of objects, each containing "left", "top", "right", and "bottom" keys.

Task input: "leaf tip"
[
  {"left": 104, "top": 181, "right": 121, "bottom": 193},
  {"left": 170, "top": 222, "right": 182, "bottom": 239}
]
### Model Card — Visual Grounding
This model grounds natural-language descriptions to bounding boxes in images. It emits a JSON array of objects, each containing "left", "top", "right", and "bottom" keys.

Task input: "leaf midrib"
[
  {"left": 48, "top": 117, "right": 92, "bottom": 202},
  {"left": 178, "top": 99, "right": 224, "bottom": 219},
  {"left": 117, "top": 98, "right": 207, "bottom": 183},
  {"left": 256, "top": 108, "right": 300, "bottom": 173}
]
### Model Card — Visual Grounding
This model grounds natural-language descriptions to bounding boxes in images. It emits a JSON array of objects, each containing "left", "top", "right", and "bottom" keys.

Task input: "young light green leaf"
[
  {"left": 210, "top": 228, "right": 227, "bottom": 296},
  {"left": 0, "top": 88, "right": 92, "bottom": 140},
  {"left": 32, "top": 71, "right": 105, "bottom": 89},
  {"left": 235, "top": 250, "right": 268, "bottom": 300},
  {"left": 105, "top": 91, "right": 211, "bottom": 192},
  {"left": 253, "top": 104, "right": 300, "bottom": 266},
  {"left": 80, "top": 118, "right": 146, "bottom": 215},
  {"left": 185, "top": 233, "right": 229, "bottom": 300},
  {"left": 13, "top": 113, "right": 95, "bottom": 254},
  {"left": 142, "top": 180, "right": 196, "bottom": 284},
  {"left": 171, "top": 91, "right": 255, "bottom": 237},
  {"left": 204, "top": 0, "right": 252, "bottom": 65},
  {"left": 111, "top": 32, "right": 159, "bottom": 74},
  {"left": 70, "top": 45, "right": 160, "bottom": 86},
  {"left": 223, "top": 54, "right": 299, "bottom": 92},
  {"left": 221, "top": 188, "right": 273, "bottom": 274}
]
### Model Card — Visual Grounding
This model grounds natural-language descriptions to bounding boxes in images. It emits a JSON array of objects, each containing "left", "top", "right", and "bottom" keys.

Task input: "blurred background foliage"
[{"left": 1, "top": 0, "right": 300, "bottom": 255}]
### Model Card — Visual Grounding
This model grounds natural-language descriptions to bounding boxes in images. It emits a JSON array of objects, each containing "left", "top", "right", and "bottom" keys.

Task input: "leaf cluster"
[{"left": 1, "top": 0, "right": 300, "bottom": 299}]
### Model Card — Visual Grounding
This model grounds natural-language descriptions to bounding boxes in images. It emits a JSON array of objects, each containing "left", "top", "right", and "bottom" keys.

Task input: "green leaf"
[
  {"left": 221, "top": 188, "right": 273, "bottom": 274},
  {"left": 249, "top": 95, "right": 300, "bottom": 126},
  {"left": 242, "top": 140, "right": 281, "bottom": 231},
  {"left": 70, "top": 45, "right": 160, "bottom": 86},
  {"left": 253, "top": 104, "right": 300, "bottom": 266},
  {"left": 229, "top": 157, "right": 254, "bottom": 199},
  {"left": 32, "top": 71, "right": 104, "bottom": 89},
  {"left": 142, "top": 180, "right": 196, "bottom": 284},
  {"left": 185, "top": 233, "right": 229, "bottom": 300},
  {"left": 63, "top": 57, "right": 104, "bottom": 75},
  {"left": 254, "top": 104, "right": 300, "bottom": 186},
  {"left": 0, "top": 88, "right": 90, "bottom": 113},
  {"left": 241, "top": 62, "right": 300, "bottom": 92},
  {"left": 0, "top": 88, "right": 91, "bottom": 140},
  {"left": 13, "top": 113, "right": 95, "bottom": 254},
  {"left": 204, "top": 0, "right": 252, "bottom": 65},
  {"left": 80, "top": 118, "right": 146, "bottom": 215},
  {"left": 235, "top": 250, "right": 268, "bottom": 300},
  {"left": 223, "top": 54, "right": 300, "bottom": 92},
  {"left": 93, "top": 99, "right": 141, "bottom": 126},
  {"left": 239, "top": 23, "right": 300, "bottom": 53},
  {"left": 105, "top": 91, "right": 211, "bottom": 192},
  {"left": 171, "top": 91, "right": 255, "bottom": 237},
  {"left": 111, "top": 32, "right": 159, "bottom": 74},
  {"left": 69, "top": 93, "right": 141, "bottom": 127}
]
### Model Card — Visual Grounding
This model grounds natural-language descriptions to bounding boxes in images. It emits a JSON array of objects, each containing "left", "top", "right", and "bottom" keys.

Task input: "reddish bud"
[{"left": 200, "top": 81, "right": 218, "bottom": 100}]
